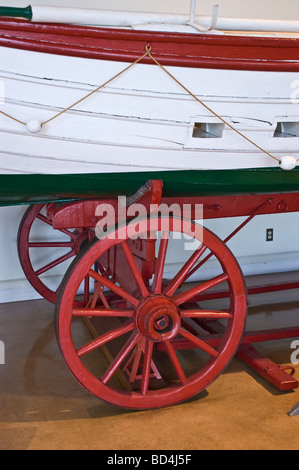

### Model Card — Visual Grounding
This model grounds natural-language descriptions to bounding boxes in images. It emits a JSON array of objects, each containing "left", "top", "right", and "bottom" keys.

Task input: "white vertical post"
[
  {"left": 0, "top": 340, "right": 4, "bottom": 365},
  {"left": 189, "top": 0, "right": 197, "bottom": 23}
]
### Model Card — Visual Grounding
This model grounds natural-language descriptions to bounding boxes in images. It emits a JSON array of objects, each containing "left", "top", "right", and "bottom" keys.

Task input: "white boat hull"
[{"left": 0, "top": 46, "right": 298, "bottom": 176}]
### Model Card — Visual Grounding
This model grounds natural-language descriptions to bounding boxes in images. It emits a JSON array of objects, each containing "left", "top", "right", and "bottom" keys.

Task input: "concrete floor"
[{"left": 0, "top": 273, "right": 299, "bottom": 450}]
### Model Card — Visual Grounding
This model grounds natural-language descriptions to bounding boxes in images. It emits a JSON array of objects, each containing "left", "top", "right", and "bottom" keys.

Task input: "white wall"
[
  {"left": 0, "top": 205, "right": 36, "bottom": 303},
  {"left": 1, "top": 0, "right": 299, "bottom": 303},
  {"left": 1, "top": 0, "right": 299, "bottom": 20}
]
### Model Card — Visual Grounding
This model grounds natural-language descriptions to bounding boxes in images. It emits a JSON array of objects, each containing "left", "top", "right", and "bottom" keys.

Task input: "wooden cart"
[{"left": 17, "top": 179, "right": 299, "bottom": 410}]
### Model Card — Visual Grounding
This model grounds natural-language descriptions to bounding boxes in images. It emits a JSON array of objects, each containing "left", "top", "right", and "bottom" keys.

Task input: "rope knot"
[{"left": 145, "top": 44, "right": 152, "bottom": 54}]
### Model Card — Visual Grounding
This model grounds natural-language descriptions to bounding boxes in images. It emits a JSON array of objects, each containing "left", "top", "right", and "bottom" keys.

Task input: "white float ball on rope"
[
  {"left": 279, "top": 155, "right": 297, "bottom": 171},
  {"left": 26, "top": 119, "right": 42, "bottom": 133}
]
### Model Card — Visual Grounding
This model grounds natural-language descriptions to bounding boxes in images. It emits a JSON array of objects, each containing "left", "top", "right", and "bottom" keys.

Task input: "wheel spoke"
[
  {"left": 125, "top": 337, "right": 146, "bottom": 384},
  {"left": 163, "top": 244, "right": 207, "bottom": 297},
  {"left": 141, "top": 340, "right": 154, "bottom": 395},
  {"left": 181, "top": 309, "right": 233, "bottom": 320},
  {"left": 36, "top": 213, "right": 53, "bottom": 227},
  {"left": 120, "top": 241, "right": 149, "bottom": 298},
  {"left": 152, "top": 233, "right": 169, "bottom": 295},
  {"left": 173, "top": 273, "right": 229, "bottom": 306},
  {"left": 184, "top": 251, "right": 213, "bottom": 280},
  {"left": 88, "top": 268, "right": 139, "bottom": 307},
  {"left": 77, "top": 319, "right": 135, "bottom": 357},
  {"left": 59, "top": 228, "right": 78, "bottom": 239},
  {"left": 28, "top": 241, "right": 74, "bottom": 248},
  {"left": 165, "top": 341, "right": 187, "bottom": 385},
  {"left": 101, "top": 330, "right": 140, "bottom": 385},
  {"left": 35, "top": 250, "right": 75, "bottom": 276},
  {"left": 84, "top": 275, "right": 90, "bottom": 303},
  {"left": 72, "top": 308, "right": 135, "bottom": 318},
  {"left": 179, "top": 327, "right": 219, "bottom": 358},
  {"left": 37, "top": 213, "right": 78, "bottom": 239},
  {"left": 18, "top": 204, "right": 85, "bottom": 304}
]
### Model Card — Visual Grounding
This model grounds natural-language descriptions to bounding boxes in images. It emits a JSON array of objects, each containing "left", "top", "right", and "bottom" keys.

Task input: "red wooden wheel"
[
  {"left": 55, "top": 216, "right": 247, "bottom": 409},
  {"left": 18, "top": 204, "right": 90, "bottom": 304}
]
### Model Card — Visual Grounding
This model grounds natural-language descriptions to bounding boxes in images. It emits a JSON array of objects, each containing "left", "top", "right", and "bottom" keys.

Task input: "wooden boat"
[{"left": 1, "top": 4, "right": 299, "bottom": 206}]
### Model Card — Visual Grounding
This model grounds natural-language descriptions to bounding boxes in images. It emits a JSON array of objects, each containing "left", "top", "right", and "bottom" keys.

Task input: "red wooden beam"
[
  {"left": 1, "top": 18, "right": 299, "bottom": 72},
  {"left": 50, "top": 191, "right": 299, "bottom": 230},
  {"left": 237, "top": 344, "right": 298, "bottom": 391},
  {"left": 190, "top": 281, "right": 299, "bottom": 302}
]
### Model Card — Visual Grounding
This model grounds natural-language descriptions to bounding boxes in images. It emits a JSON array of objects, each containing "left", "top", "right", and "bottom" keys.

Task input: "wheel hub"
[{"left": 136, "top": 296, "right": 181, "bottom": 342}]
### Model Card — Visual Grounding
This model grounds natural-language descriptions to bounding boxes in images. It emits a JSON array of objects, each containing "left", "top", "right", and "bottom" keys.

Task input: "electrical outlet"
[{"left": 266, "top": 228, "right": 274, "bottom": 242}]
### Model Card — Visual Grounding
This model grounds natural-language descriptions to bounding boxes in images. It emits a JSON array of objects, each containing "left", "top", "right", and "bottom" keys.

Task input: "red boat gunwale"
[{"left": 0, "top": 17, "right": 299, "bottom": 71}]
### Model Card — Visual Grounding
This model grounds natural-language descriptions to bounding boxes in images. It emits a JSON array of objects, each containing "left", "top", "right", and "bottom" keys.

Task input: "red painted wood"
[
  {"left": 237, "top": 344, "right": 298, "bottom": 391},
  {"left": 191, "top": 281, "right": 299, "bottom": 302},
  {"left": 55, "top": 216, "right": 247, "bottom": 408},
  {"left": 50, "top": 192, "right": 299, "bottom": 231},
  {"left": 203, "top": 319, "right": 299, "bottom": 391},
  {"left": 17, "top": 180, "right": 299, "bottom": 404},
  {"left": 1, "top": 17, "right": 299, "bottom": 71},
  {"left": 163, "top": 322, "right": 299, "bottom": 390},
  {"left": 17, "top": 204, "right": 90, "bottom": 304}
]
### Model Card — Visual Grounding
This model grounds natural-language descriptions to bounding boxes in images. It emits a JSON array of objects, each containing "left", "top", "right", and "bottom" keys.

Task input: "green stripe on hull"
[{"left": 1, "top": 168, "right": 299, "bottom": 206}]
